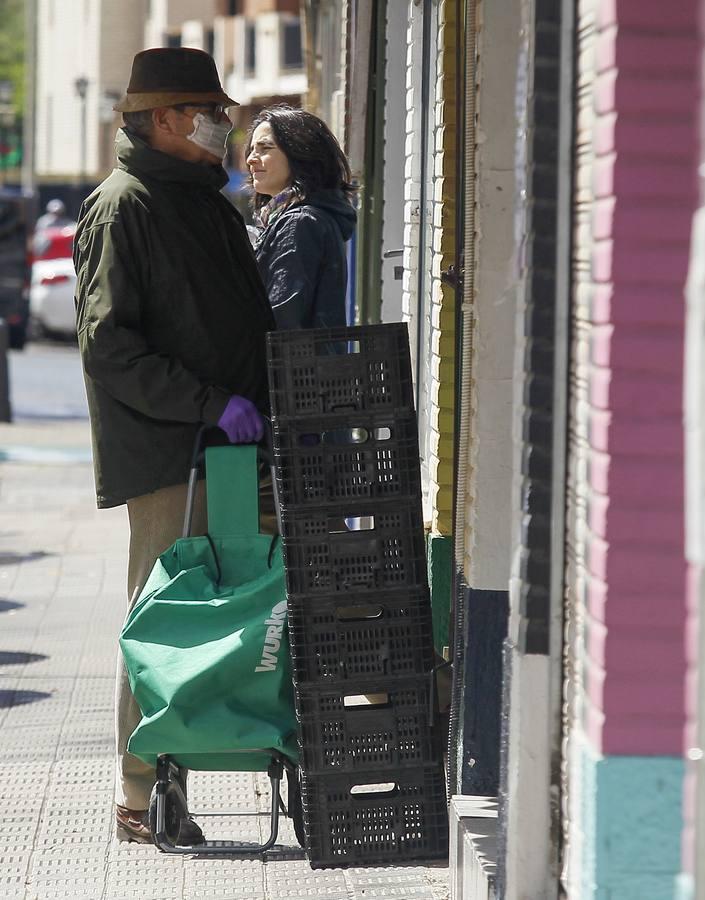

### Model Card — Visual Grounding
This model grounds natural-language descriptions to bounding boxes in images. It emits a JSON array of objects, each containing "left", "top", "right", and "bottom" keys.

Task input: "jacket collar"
[{"left": 115, "top": 127, "right": 228, "bottom": 190}]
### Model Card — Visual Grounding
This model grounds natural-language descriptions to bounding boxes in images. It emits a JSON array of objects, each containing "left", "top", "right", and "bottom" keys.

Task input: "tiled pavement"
[{"left": 0, "top": 419, "right": 449, "bottom": 900}]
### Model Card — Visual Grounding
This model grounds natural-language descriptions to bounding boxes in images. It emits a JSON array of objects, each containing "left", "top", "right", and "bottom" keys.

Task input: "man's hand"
[{"left": 217, "top": 395, "right": 264, "bottom": 444}]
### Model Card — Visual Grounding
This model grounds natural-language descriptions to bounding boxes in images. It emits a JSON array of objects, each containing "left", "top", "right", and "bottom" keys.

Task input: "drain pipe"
[{"left": 447, "top": 0, "right": 477, "bottom": 798}]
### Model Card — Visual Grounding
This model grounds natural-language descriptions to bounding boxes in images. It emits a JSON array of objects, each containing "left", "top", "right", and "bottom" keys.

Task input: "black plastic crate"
[
  {"left": 267, "top": 323, "right": 415, "bottom": 420},
  {"left": 301, "top": 765, "right": 449, "bottom": 867},
  {"left": 295, "top": 676, "right": 440, "bottom": 774},
  {"left": 281, "top": 505, "right": 428, "bottom": 596},
  {"left": 287, "top": 589, "right": 434, "bottom": 683},
  {"left": 272, "top": 416, "right": 422, "bottom": 508}
]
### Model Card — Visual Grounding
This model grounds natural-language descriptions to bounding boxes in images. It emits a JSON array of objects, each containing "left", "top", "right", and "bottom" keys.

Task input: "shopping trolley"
[{"left": 120, "top": 427, "right": 304, "bottom": 854}]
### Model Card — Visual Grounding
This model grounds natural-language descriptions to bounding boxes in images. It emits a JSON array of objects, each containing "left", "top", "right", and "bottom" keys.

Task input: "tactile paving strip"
[{"left": 0, "top": 452, "right": 450, "bottom": 900}]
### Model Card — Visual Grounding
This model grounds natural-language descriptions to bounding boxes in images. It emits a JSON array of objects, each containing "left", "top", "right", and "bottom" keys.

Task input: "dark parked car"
[{"left": 0, "top": 191, "right": 31, "bottom": 349}]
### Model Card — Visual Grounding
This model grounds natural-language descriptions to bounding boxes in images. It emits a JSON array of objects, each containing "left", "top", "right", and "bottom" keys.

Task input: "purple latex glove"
[{"left": 217, "top": 395, "right": 264, "bottom": 444}]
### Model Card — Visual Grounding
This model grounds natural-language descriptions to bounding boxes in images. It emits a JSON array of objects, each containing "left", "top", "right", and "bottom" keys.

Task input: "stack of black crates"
[{"left": 266, "top": 323, "right": 448, "bottom": 868}]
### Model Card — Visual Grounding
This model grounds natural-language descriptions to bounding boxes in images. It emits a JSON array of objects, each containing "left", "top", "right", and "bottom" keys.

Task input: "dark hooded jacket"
[
  {"left": 74, "top": 128, "right": 275, "bottom": 509},
  {"left": 253, "top": 189, "right": 356, "bottom": 330}
]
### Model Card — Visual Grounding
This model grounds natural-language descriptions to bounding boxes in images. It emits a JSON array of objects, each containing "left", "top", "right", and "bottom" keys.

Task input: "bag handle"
[{"left": 182, "top": 421, "right": 275, "bottom": 539}]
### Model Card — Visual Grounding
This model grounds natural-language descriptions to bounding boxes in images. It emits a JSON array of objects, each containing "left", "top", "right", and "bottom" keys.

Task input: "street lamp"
[{"left": 74, "top": 76, "right": 89, "bottom": 184}]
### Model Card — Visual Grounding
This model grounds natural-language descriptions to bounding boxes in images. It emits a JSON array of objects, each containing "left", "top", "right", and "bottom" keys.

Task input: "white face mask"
[{"left": 186, "top": 113, "right": 232, "bottom": 159}]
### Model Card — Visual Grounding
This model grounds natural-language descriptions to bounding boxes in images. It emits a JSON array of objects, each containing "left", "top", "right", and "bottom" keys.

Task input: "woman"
[{"left": 245, "top": 106, "right": 356, "bottom": 330}]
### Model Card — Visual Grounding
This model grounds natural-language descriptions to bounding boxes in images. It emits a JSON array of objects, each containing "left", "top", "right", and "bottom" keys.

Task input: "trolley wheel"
[
  {"left": 288, "top": 768, "right": 306, "bottom": 849},
  {"left": 149, "top": 780, "right": 187, "bottom": 847}
]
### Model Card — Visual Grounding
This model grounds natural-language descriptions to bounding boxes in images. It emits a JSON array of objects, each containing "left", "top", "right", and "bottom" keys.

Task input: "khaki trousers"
[
  {"left": 116, "top": 475, "right": 277, "bottom": 810},
  {"left": 116, "top": 481, "right": 208, "bottom": 809}
]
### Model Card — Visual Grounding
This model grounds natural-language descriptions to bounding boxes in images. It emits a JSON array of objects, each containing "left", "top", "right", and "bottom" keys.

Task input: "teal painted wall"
[
  {"left": 427, "top": 533, "right": 452, "bottom": 656},
  {"left": 580, "top": 743, "right": 684, "bottom": 899}
]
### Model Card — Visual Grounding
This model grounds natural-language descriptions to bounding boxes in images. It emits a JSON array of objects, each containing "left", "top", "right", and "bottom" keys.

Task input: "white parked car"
[{"left": 29, "top": 225, "right": 77, "bottom": 338}]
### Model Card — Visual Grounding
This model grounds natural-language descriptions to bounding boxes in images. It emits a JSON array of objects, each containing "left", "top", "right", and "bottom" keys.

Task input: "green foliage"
[{"left": 0, "top": 0, "right": 25, "bottom": 119}]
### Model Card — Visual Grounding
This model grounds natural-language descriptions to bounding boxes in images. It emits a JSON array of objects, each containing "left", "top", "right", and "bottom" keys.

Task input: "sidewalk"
[{"left": 0, "top": 418, "right": 449, "bottom": 900}]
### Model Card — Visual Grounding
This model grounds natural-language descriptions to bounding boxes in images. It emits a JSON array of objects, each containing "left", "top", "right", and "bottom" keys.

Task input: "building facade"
[
  {"left": 304, "top": 1, "right": 705, "bottom": 897},
  {"left": 31, "top": 0, "right": 305, "bottom": 202},
  {"left": 34, "top": 0, "right": 149, "bottom": 182}
]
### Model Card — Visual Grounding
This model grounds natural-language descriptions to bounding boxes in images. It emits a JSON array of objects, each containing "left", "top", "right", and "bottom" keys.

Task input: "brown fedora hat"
[{"left": 114, "top": 47, "right": 239, "bottom": 113}]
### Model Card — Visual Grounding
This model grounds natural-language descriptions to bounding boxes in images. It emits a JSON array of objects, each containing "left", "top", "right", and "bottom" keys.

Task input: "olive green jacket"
[{"left": 74, "top": 129, "right": 275, "bottom": 508}]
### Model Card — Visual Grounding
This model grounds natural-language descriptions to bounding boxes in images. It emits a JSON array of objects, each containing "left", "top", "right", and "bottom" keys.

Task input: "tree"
[{"left": 0, "top": 0, "right": 25, "bottom": 118}]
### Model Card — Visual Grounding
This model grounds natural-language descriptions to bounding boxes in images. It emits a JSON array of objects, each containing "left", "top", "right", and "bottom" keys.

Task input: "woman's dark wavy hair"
[{"left": 245, "top": 105, "right": 355, "bottom": 210}]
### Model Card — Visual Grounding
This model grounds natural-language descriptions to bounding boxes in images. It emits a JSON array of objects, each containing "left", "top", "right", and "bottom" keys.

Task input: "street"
[
  {"left": 9, "top": 341, "right": 88, "bottom": 421},
  {"left": 0, "top": 341, "right": 449, "bottom": 900}
]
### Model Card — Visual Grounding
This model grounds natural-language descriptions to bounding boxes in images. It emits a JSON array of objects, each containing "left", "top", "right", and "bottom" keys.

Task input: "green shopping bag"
[{"left": 119, "top": 444, "right": 298, "bottom": 771}]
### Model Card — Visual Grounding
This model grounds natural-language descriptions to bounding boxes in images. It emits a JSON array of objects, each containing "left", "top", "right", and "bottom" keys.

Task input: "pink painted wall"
[{"left": 584, "top": 0, "right": 699, "bottom": 757}]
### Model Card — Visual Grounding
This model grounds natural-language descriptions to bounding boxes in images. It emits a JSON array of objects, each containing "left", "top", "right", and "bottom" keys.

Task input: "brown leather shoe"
[
  {"left": 115, "top": 805, "right": 206, "bottom": 846},
  {"left": 115, "top": 805, "right": 152, "bottom": 843}
]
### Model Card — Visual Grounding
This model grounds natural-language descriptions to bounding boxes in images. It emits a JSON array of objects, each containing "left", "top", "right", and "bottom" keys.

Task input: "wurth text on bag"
[{"left": 255, "top": 600, "right": 288, "bottom": 672}]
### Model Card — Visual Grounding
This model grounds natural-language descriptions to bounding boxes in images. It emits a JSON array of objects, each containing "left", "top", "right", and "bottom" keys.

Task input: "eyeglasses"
[{"left": 173, "top": 103, "right": 227, "bottom": 120}]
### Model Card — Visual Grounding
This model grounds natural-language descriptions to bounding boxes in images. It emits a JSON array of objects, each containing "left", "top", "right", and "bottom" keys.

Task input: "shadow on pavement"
[
  {"left": 0, "top": 599, "right": 25, "bottom": 612},
  {"left": 0, "top": 651, "right": 48, "bottom": 665},
  {"left": 0, "top": 551, "right": 53, "bottom": 566},
  {"left": 0, "top": 689, "right": 52, "bottom": 708}
]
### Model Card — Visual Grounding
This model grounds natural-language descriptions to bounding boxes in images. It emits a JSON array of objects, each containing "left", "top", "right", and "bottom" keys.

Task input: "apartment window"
[
  {"left": 245, "top": 22, "right": 256, "bottom": 76},
  {"left": 281, "top": 19, "right": 302, "bottom": 70}
]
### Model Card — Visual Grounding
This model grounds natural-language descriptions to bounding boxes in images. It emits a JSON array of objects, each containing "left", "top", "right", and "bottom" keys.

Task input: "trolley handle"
[{"left": 182, "top": 418, "right": 274, "bottom": 539}]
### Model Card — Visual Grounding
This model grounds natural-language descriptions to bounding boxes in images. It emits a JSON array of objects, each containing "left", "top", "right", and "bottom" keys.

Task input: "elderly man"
[{"left": 73, "top": 47, "right": 275, "bottom": 844}]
